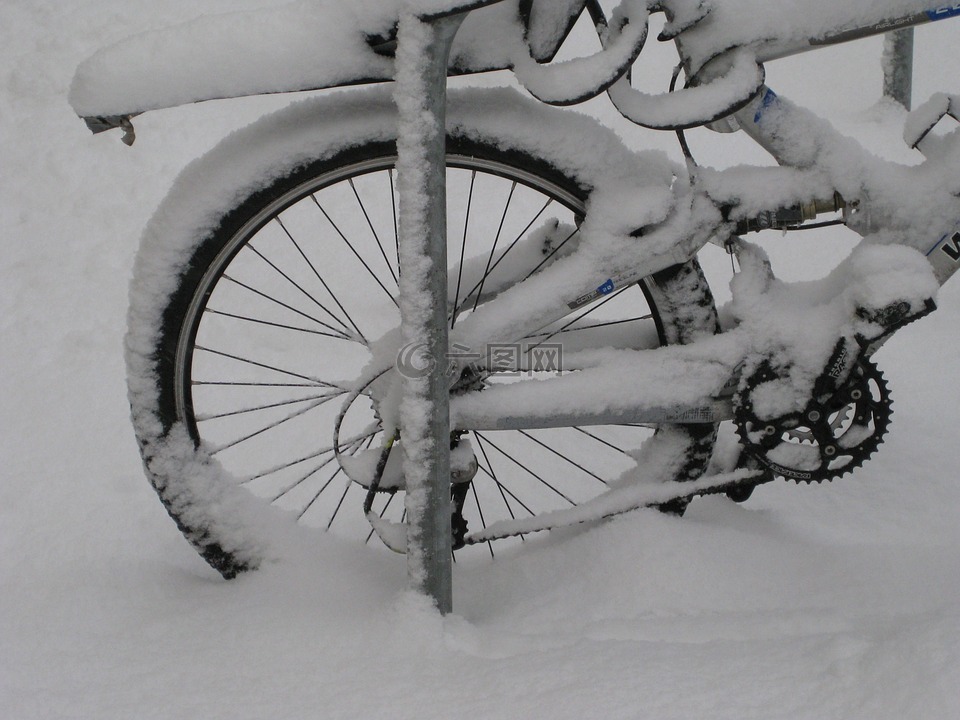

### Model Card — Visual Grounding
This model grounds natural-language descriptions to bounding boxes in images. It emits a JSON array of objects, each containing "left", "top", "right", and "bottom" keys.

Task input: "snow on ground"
[{"left": 2, "top": 2, "right": 959, "bottom": 718}]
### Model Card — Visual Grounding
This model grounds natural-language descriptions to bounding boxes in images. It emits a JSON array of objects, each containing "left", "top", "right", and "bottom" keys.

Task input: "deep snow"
[{"left": 2, "top": 2, "right": 960, "bottom": 718}]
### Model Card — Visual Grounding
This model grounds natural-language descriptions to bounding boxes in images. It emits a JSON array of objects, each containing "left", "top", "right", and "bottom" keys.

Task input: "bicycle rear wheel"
[{"left": 128, "top": 94, "right": 718, "bottom": 577}]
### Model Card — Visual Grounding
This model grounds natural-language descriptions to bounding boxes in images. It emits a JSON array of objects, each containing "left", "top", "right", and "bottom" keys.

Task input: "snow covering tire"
[{"left": 126, "top": 89, "right": 719, "bottom": 578}]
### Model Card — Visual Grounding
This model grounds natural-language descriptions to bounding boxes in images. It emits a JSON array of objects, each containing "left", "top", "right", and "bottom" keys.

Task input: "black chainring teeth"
[{"left": 734, "top": 356, "right": 892, "bottom": 483}]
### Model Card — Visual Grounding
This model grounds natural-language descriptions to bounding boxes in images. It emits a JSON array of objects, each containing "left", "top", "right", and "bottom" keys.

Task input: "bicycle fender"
[
  {"left": 67, "top": 0, "right": 544, "bottom": 128},
  {"left": 68, "top": 3, "right": 397, "bottom": 122}
]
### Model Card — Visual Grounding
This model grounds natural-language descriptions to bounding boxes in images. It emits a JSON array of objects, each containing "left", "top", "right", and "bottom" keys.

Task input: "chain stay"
[{"left": 462, "top": 467, "right": 766, "bottom": 545}]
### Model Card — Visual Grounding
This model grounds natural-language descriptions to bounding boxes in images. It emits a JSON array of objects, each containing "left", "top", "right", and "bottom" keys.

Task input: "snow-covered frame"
[
  {"left": 444, "top": 75, "right": 960, "bottom": 429},
  {"left": 74, "top": 0, "right": 960, "bottom": 575},
  {"left": 121, "top": 80, "right": 960, "bottom": 569}
]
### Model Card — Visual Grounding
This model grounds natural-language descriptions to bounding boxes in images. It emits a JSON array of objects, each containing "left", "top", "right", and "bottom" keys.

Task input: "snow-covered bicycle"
[{"left": 71, "top": 0, "right": 960, "bottom": 578}]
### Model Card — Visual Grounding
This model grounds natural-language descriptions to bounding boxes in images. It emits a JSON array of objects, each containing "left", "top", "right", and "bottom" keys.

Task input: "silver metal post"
[
  {"left": 883, "top": 28, "right": 914, "bottom": 110},
  {"left": 393, "top": 12, "right": 464, "bottom": 615}
]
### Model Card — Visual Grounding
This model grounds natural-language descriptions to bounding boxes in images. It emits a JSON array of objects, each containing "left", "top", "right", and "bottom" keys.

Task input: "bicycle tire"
[{"left": 127, "top": 90, "right": 719, "bottom": 578}]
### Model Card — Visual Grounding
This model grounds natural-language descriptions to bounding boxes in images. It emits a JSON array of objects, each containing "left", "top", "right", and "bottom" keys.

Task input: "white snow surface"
[{"left": 4, "top": 2, "right": 960, "bottom": 719}]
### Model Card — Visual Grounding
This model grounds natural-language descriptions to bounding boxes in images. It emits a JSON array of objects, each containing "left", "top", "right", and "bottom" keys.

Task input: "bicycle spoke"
[
  {"left": 221, "top": 274, "right": 352, "bottom": 340},
  {"left": 458, "top": 196, "right": 553, "bottom": 308},
  {"left": 325, "top": 478, "right": 353, "bottom": 529},
  {"left": 365, "top": 491, "right": 399, "bottom": 544},
  {"left": 204, "top": 308, "right": 351, "bottom": 341},
  {"left": 194, "top": 345, "right": 340, "bottom": 389},
  {"left": 473, "top": 433, "right": 534, "bottom": 517},
  {"left": 244, "top": 429, "right": 375, "bottom": 484},
  {"left": 246, "top": 233, "right": 363, "bottom": 341},
  {"left": 526, "top": 285, "right": 632, "bottom": 353},
  {"left": 526, "top": 315, "right": 654, "bottom": 338},
  {"left": 296, "top": 470, "right": 344, "bottom": 521},
  {"left": 573, "top": 426, "right": 633, "bottom": 456},
  {"left": 324, "top": 435, "right": 377, "bottom": 529},
  {"left": 349, "top": 177, "right": 398, "bottom": 287},
  {"left": 311, "top": 194, "right": 399, "bottom": 308},
  {"left": 471, "top": 180, "right": 516, "bottom": 313},
  {"left": 517, "top": 430, "right": 608, "bottom": 485},
  {"left": 522, "top": 224, "right": 580, "bottom": 280},
  {"left": 272, "top": 218, "right": 369, "bottom": 341},
  {"left": 474, "top": 432, "right": 576, "bottom": 505},
  {"left": 194, "top": 380, "right": 324, "bottom": 388},
  {"left": 269, "top": 453, "right": 341, "bottom": 502},
  {"left": 475, "top": 431, "right": 577, "bottom": 505},
  {"left": 209, "top": 394, "right": 338, "bottom": 455},
  {"left": 389, "top": 169, "right": 400, "bottom": 273},
  {"left": 451, "top": 170, "right": 476, "bottom": 329},
  {"left": 469, "top": 480, "right": 495, "bottom": 558},
  {"left": 294, "top": 434, "right": 375, "bottom": 522},
  {"left": 196, "top": 391, "right": 343, "bottom": 422},
  {"left": 263, "top": 445, "right": 372, "bottom": 511}
]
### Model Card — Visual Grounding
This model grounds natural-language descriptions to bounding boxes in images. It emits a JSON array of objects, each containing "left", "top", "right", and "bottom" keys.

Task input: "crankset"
[{"left": 734, "top": 355, "right": 892, "bottom": 483}]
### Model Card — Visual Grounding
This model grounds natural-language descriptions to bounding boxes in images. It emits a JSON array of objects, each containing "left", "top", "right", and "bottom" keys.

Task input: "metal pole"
[
  {"left": 393, "top": 12, "right": 463, "bottom": 615},
  {"left": 883, "top": 28, "right": 914, "bottom": 110}
]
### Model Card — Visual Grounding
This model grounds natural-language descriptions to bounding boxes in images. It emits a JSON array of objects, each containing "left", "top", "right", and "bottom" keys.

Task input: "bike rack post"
[
  {"left": 392, "top": 11, "right": 464, "bottom": 615},
  {"left": 883, "top": 28, "right": 914, "bottom": 110}
]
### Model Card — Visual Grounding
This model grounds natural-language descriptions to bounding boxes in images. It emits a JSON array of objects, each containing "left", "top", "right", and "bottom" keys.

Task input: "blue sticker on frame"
[
  {"left": 928, "top": 5, "right": 960, "bottom": 21},
  {"left": 754, "top": 88, "right": 779, "bottom": 124},
  {"left": 597, "top": 279, "right": 615, "bottom": 295}
]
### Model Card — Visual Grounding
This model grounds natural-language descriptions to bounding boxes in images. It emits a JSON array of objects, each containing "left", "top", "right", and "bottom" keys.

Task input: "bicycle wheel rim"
[{"left": 166, "top": 139, "right": 682, "bottom": 555}]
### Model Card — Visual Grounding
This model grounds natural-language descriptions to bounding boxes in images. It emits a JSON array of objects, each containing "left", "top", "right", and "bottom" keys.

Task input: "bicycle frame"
[
  {"left": 445, "top": 74, "right": 960, "bottom": 432},
  {"left": 68, "top": 0, "right": 960, "bottom": 569},
  {"left": 69, "top": 1, "right": 960, "bottom": 437},
  {"left": 440, "top": 7, "right": 960, "bottom": 433}
]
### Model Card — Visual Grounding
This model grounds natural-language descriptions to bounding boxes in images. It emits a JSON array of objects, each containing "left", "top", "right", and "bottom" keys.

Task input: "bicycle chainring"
[{"left": 734, "top": 356, "right": 892, "bottom": 483}]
